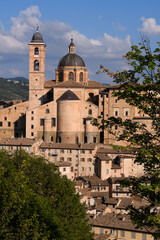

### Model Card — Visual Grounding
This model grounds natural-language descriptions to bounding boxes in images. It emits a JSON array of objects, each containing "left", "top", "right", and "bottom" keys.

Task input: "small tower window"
[
  {"left": 69, "top": 72, "right": 74, "bottom": 81},
  {"left": 79, "top": 72, "right": 83, "bottom": 82},
  {"left": 88, "top": 109, "right": 92, "bottom": 115},
  {"left": 35, "top": 47, "right": 39, "bottom": 55},
  {"left": 46, "top": 109, "right": 50, "bottom": 114},
  {"left": 34, "top": 60, "right": 39, "bottom": 71}
]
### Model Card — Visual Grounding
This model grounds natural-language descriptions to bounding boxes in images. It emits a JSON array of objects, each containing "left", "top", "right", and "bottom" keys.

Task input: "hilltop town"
[{"left": 0, "top": 30, "right": 156, "bottom": 240}]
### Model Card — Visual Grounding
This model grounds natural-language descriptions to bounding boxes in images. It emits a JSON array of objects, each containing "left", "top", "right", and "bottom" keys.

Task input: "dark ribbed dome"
[
  {"left": 58, "top": 53, "right": 85, "bottom": 67},
  {"left": 31, "top": 31, "right": 44, "bottom": 43}
]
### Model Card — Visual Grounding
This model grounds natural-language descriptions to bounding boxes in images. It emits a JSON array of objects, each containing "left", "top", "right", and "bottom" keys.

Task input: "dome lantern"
[{"left": 69, "top": 38, "right": 75, "bottom": 54}]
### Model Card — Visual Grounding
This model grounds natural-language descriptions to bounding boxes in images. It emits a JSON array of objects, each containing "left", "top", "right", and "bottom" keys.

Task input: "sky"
[{"left": 0, "top": 0, "right": 160, "bottom": 83}]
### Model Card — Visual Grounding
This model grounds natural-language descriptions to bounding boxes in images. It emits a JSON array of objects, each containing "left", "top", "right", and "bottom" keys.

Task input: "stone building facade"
[{"left": 0, "top": 29, "right": 152, "bottom": 147}]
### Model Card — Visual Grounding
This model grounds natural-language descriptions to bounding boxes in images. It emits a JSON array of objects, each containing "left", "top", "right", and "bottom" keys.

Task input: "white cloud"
[
  {"left": 139, "top": 17, "right": 160, "bottom": 35},
  {"left": 10, "top": 5, "right": 41, "bottom": 40},
  {"left": 0, "top": 35, "right": 25, "bottom": 53},
  {"left": 0, "top": 5, "right": 132, "bottom": 81}
]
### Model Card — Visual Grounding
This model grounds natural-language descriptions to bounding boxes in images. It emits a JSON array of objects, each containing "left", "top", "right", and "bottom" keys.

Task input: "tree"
[
  {"left": 96, "top": 38, "right": 160, "bottom": 239},
  {"left": 0, "top": 150, "right": 93, "bottom": 240}
]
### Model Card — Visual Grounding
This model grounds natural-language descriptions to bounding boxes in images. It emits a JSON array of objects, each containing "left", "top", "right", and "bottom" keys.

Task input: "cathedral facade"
[{"left": 0, "top": 30, "right": 106, "bottom": 144}]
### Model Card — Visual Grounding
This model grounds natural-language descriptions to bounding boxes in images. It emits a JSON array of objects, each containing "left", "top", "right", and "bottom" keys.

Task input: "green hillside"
[{"left": 0, "top": 78, "right": 29, "bottom": 101}]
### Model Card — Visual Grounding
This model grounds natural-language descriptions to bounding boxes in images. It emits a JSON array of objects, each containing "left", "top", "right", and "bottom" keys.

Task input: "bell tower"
[{"left": 29, "top": 27, "right": 46, "bottom": 108}]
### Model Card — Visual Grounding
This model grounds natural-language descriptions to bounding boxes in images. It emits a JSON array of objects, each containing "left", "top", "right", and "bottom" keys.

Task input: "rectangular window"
[
  {"left": 40, "top": 119, "right": 44, "bottom": 126},
  {"left": 31, "top": 111, "right": 34, "bottom": 114},
  {"left": 87, "top": 158, "right": 92, "bottom": 162},
  {"left": 131, "top": 232, "right": 135, "bottom": 238},
  {"left": 89, "top": 150, "right": 92, "bottom": 154},
  {"left": 82, "top": 167, "right": 84, "bottom": 171},
  {"left": 115, "top": 185, "right": 119, "bottom": 191},
  {"left": 0, "top": 122, "right": 3, "bottom": 127},
  {"left": 106, "top": 160, "right": 109, "bottom": 164},
  {"left": 106, "top": 169, "right": 109, "bottom": 174},
  {"left": 100, "top": 228, "right": 103, "bottom": 234},
  {"left": 51, "top": 118, "right": 56, "bottom": 127},
  {"left": 81, "top": 150, "right": 85, "bottom": 154},
  {"left": 31, "top": 132, "right": 34, "bottom": 136},
  {"left": 8, "top": 122, "right": 11, "bottom": 127},
  {"left": 110, "top": 229, "right": 114, "bottom": 235},
  {"left": 31, "top": 117, "right": 34, "bottom": 120},
  {"left": 31, "top": 125, "right": 34, "bottom": 129},
  {"left": 81, "top": 158, "right": 85, "bottom": 162},
  {"left": 60, "top": 149, "right": 64, "bottom": 153},
  {"left": 71, "top": 167, "right": 74, "bottom": 172},
  {"left": 68, "top": 149, "right": 72, "bottom": 153},
  {"left": 60, "top": 157, "right": 64, "bottom": 161},
  {"left": 121, "top": 231, "right": 125, "bottom": 237},
  {"left": 63, "top": 168, "right": 66, "bottom": 172},
  {"left": 68, "top": 158, "right": 72, "bottom": 162},
  {"left": 93, "top": 137, "right": 96, "bottom": 143},
  {"left": 4, "top": 117, "right": 7, "bottom": 121},
  {"left": 142, "top": 234, "right": 146, "bottom": 240},
  {"left": 88, "top": 167, "right": 91, "bottom": 171}
]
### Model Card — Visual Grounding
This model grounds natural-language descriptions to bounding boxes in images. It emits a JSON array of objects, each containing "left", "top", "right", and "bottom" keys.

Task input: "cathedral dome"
[
  {"left": 58, "top": 53, "right": 85, "bottom": 67},
  {"left": 31, "top": 28, "right": 44, "bottom": 43},
  {"left": 58, "top": 39, "right": 85, "bottom": 68}
]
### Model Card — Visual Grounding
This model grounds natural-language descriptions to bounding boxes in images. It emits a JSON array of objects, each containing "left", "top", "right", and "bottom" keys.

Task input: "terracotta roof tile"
[
  {"left": 0, "top": 138, "right": 35, "bottom": 146},
  {"left": 40, "top": 142, "right": 96, "bottom": 150},
  {"left": 90, "top": 214, "right": 153, "bottom": 233},
  {"left": 116, "top": 198, "right": 133, "bottom": 209},
  {"left": 104, "top": 198, "right": 118, "bottom": 205},
  {"left": 44, "top": 80, "right": 106, "bottom": 89},
  {"left": 44, "top": 80, "right": 56, "bottom": 88},
  {"left": 54, "top": 161, "right": 71, "bottom": 167}
]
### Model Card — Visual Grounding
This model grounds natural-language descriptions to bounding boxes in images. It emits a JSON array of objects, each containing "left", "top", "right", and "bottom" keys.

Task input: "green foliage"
[
  {"left": 0, "top": 150, "right": 93, "bottom": 240},
  {"left": 97, "top": 38, "right": 160, "bottom": 238},
  {"left": 0, "top": 78, "right": 28, "bottom": 101}
]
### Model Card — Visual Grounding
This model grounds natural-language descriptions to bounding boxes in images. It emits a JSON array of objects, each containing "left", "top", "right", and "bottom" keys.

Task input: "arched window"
[
  {"left": 59, "top": 72, "right": 63, "bottom": 82},
  {"left": 69, "top": 72, "right": 74, "bottom": 81},
  {"left": 88, "top": 109, "right": 92, "bottom": 115},
  {"left": 34, "top": 60, "right": 39, "bottom": 71},
  {"left": 79, "top": 72, "right": 83, "bottom": 82},
  {"left": 35, "top": 47, "right": 39, "bottom": 55}
]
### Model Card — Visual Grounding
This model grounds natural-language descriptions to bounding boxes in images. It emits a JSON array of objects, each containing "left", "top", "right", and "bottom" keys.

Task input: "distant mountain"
[{"left": 0, "top": 78, "right": 29, "bottom": 101}]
